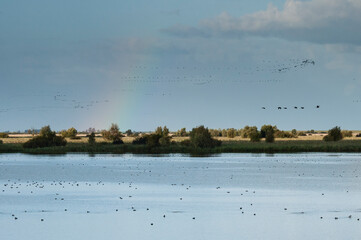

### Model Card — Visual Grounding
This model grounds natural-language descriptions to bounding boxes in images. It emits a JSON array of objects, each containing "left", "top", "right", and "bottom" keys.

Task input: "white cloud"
[{"left": 163, "top": 0, "right": 361, "bottom": 45}]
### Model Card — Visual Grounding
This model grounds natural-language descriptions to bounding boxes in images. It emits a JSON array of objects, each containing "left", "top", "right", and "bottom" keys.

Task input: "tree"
[
  {"left": 102, "top": 123, "right": 123, "bottom": 144},
  {"left": 227, "top": 128, "right": 236, "bottom": 138},
  {"left": 248, "top": 127, "right": 261, "bottom": 142},
  {"left": 261, "top": 125, "right": 275, "bottom": 143},
  {"left": 23, "top": 125, "right": 66, "bottom": 148},
  {"left": 189, "top": 126, "right": 221, "bottom": 148},
  {"left": 88, "top": 132, "right": 96, "bottom": 145},
  {"left": 323, "top": 126, "right": 343, "bottom": 142},
  {"left": 61, "top": 127, "right": 78, "bottom": 138},
  {"left": 176, "top": 128, "right": 187, "bottom": 137},
  {"left": 155, "top": 126, "right": 163, "bottom": 136},
  {"left": 163, "top": 126, "right": 169, "bottom": 136},
  {"left": 125, "top": 129, "right": 133, "bottom": 136},
  {"left": 291, "top": 129, "right": 297, "bottom": 136},
  {"left": 39, "top": 125, "right": 55, "bottom": 139}
]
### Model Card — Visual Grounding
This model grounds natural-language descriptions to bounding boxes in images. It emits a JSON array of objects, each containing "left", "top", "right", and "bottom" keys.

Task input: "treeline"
[{"left": 0, "top": 124, "right": 356, "bottom": 150}]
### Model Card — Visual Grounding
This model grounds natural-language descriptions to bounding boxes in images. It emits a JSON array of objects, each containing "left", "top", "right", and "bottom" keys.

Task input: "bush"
[
  {"left": 248, "top": 128, "right": 261, "bottom": 142},
  {"left": 274, "top": 131, "right": 296, "bottom": 138},
  {"left": 189, "top": 126, "right": 221, "bottom": 148},
  {"left": 323, "top": 126, "right": 343, "bottom": 142},
  {"left": 261, "top": 125, "right": 275, "bottom": 143},
  {"left": 180, "top": 139, "right": 191, "bottom": 146},
  {"left": 102, "top": 123, "right": 123, "bottom": 144},
  {"left": 132, "top": 136, "right": 148, "bottom": 145},
  {"left": 0, "top": 139, "right": 3, "bottom": 144},
  {"left": 241, "top": 126, "right": 258, "bottom": 138},
  {"left": 146, "top": 134, "right": 162, "bottom": 148},
  {"left": 60, "top": 127, "right": 78, "bottom": 138},
  {"left": 0, "top": 133, "right": 9, "bottom": 138},
  {"left": 227, "top": 128, "right": 236, "bottom": 138},
  {"left": 297, "top": 131, "right": 306, "bottom": 136},
  {"left": 23, "top": 125, "right": 67, "bottom": 148},
  {"left": 159, "top": 136, "right": 171, "bottom": 146},
  {"left": 88, "top": 132, "right": 96, "bottom": 145},
  {"left": 341, "top": 130, "right": 353, "bottom": 138},
  {"left": 291, "top": 129, "right": 297, "bottom": 136},
  {"left": 176, "top": 128, "right": 188, "bottom": 137}
]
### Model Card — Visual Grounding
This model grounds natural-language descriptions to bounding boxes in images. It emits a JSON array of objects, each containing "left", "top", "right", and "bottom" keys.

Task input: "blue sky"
[{"left": 1, "top": 0, "right": 361, "bottom": 132}]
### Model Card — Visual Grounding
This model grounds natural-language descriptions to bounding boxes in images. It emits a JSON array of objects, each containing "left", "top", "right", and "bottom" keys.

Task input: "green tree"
[
  {"left": 291, "top": 129, "right": 297, "bottom": 136},
  {"left": 88, "top": 132, "right": 96, "bottom": 145},
  {"left": 261, "top": 125, "right": 275, "bottom": 143},
  {"left": 323, "top": 126, "right": 343, "bottom": 142},
  {"left": 23, "top": 125, "right": 66, "bottom": 148},
  {"left": 189, "top": 126, "right": 221, "bottom": 148},
  {"left": 227, "top": 128, "right": 236, "bottom": 138},
  {"left": 155, "top": 126, "right": 163, "bottom": 136},
  {"left": 102, "top": 123, "right": 123, "bottom": 144},
  {"left": 248, "top": 127, "right": 261, "bottom": 142},
  {"left": 39, "top": 125, "right": 55, "bottom": 139},
  {"left": 177, "top": 128, "right": 187, "bottom": 137},
  {"left": 125, "top": 129, "right": 133, "bottom": 136},
  {"left": 61, "top": 127, "right": 77, "bottom": 138},
  {"left": 163, "top": 126, "right": 169, "bottom": 136}
]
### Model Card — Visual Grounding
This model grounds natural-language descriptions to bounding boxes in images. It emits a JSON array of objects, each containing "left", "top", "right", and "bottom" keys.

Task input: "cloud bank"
[{"left": 163, "top": 0, "right": 361, "bottom": 45}]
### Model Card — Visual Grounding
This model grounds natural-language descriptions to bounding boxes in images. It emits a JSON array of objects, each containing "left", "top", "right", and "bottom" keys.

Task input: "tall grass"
[{"left": 2, "top": 140, "right": 361, "bottom": 155}]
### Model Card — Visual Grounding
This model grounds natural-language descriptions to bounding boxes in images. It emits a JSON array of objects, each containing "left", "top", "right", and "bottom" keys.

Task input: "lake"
[{"left": 1, "top": 153, "right": 360, "bottom": 240}]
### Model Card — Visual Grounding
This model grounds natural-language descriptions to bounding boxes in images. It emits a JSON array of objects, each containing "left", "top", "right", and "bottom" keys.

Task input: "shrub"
[
  {"left": 241, "top": 126, "right": 258, "bottom": 138},
  {"left": 341, "top": 130, "right": 353, "bottom": 138},
  {"left": 180, "top": 139, "right": 191, "bottom": 146},
  {"left": 132, "top": 136, "right": 148, "bottom": 145},
  {"left": 102, "top": 123, "right": 123, "bottom": 144},
  {"left": 291, "top": 129, "right": 297, "bottom": 136},
  {"left": 274, "top": 131, "right": 295, "bottom": 138},
  {"left": 323, "top": 126, "right": 343, "bottom": 142},
  {"left": 0, "top": 133, "right": 9, "bottom": 138},
  {"left": 227, "top": 128, "right": 236, "bottom": 138},
  {"left": 159, "top": 136, "right": 171, "bottom": 146},
  {"left": 88, "top": 132, "right": 96, "bottom": 145},
  {"left": 189, "top": 126, "right": 221, "bottom": 148},
  {"left": 248, "top": 128, "right": 261, "bottom": 142},
  {"left": 146, "top": 134, "right": 162, "bottom": 148},
  {"left": 176, "top": 128, "right": 188, "bottom": 137},
  {"left": 60, "top": 127, "right": 78, "bottom": 138},
  {"left": 23, "top": 125, "right": 67, "bottom": 148},
  {"left": 261, "top": 125, "right": 275, "bottom": 143},
  {"left": 0, "top": 139, "right": 3, "bottom": 144},
  {"left": 298, "top": 131, "right": 307, "bottom": 136}
]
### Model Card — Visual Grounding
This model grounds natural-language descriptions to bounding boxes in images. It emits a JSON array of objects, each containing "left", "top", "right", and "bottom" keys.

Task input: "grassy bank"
[{"left": 1, "top": 140, "right": 361, "bottom": 155}]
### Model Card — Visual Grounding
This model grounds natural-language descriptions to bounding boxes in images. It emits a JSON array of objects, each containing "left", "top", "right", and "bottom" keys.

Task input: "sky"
[{"left": 1, "top": 0, "right": 361, "bottom": 132}]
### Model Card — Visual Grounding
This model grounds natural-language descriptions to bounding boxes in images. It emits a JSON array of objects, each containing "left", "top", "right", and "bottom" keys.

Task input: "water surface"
[{"left": 1, "top": 153, "right": 360, "bottom": 240}]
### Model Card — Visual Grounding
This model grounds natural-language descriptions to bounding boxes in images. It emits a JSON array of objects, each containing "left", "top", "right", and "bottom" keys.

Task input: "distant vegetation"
[
  {"left": 101, "top": 123, "right": 123, "bottom": 144},
  {"left": 323, "top": 126, "right": 343, "bottom": 142},
  {"left": 133, "top": 126, "right": 171, "bottom": 147},
  {"left": 88, "top": 132, "right": 96, "bottom": 145},
  {"left": 23, "top": 126, "right": 67, "bottom": 148},
  {"left": 1, "top": 123, "right": 360, "bottom": 154},
  {"left": 60, "top": 127, "right": 79, "bottom": 139},
  {"left": 0, "top": 133, "right": 9, "bottom": 138},
  {"left": 188, "top": 126, "right": 221, "bottom": 148}
]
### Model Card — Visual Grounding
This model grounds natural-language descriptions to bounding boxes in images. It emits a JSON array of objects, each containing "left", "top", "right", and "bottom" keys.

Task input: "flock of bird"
[
  {"left": 120, "top": 59, "right": 316, "bottom": 85},
  {"left": 262, "top": 105, "right": 320, "bottom": 110},
  {"left": 1, "top": 154, "right": 360, "bottom": 227}
]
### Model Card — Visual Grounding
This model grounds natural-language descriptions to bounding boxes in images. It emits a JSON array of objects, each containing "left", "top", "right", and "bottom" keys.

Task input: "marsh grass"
[{"left": 1, "top": 139, "right": 361, "bottom": 154}]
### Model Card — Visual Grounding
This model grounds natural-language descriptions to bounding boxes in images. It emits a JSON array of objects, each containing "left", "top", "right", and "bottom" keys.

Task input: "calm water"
[{"left": 0, "top": 153, "right": 361, "bottom": 240}]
